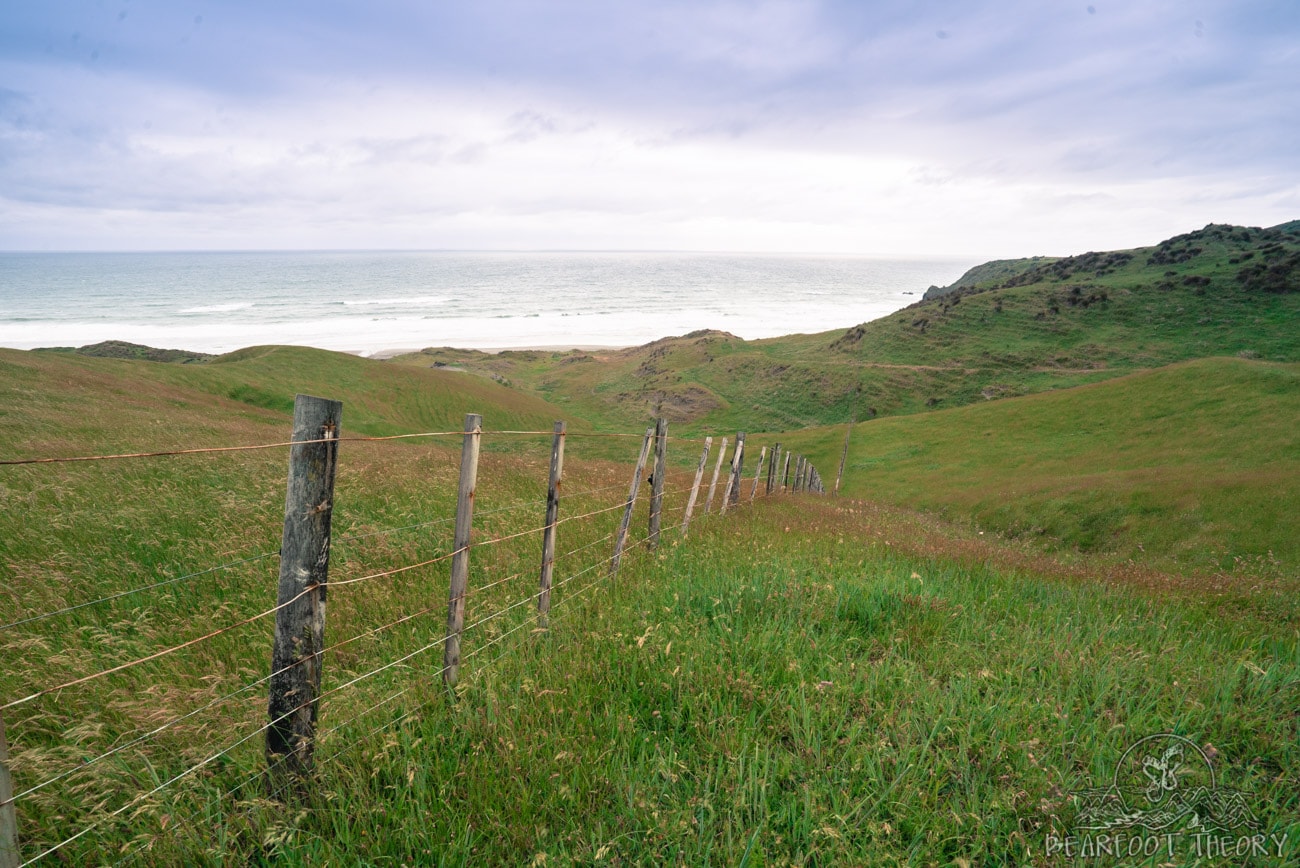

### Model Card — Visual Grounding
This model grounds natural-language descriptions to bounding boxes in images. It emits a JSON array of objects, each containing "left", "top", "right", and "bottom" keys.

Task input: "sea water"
[{"left": 0, "top": 251, "right": 977, "bottom": 355}]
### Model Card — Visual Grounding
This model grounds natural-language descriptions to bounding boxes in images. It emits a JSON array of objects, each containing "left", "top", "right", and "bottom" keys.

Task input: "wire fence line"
[
  {"left": 125, "top": 533, "right": 665, "bottom": 867},
  {"left": 0, "top": 428, "right": 712, "bottom": 467},
  {"left": 0, "top": 398, "right": 830, "bottom": 864},
  {"left": 0, "top": 479, "right": 635, "bottom": 636}
]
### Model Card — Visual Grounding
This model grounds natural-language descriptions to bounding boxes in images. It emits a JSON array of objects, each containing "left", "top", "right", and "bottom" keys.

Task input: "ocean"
[{"left": 0, "top": 251, "right": 978, "bottom": 355}]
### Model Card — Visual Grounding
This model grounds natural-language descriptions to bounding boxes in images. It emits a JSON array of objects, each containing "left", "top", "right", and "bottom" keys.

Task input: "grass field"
[
  {"left": 5, "top": 484, "right": 1295, "bottom": 864},
  {"left": 762, "top": 357, "right": 1300, "bottom": 580},
  {"left": 1, "top": 346, "right": 1297, "bottom": 865},
  {"left": 2, "top": 219, "right": 1298, "bottom": 864}
]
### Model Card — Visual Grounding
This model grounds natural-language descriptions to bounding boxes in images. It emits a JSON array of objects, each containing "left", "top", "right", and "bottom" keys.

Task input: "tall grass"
[
  {"left": 1, "top": 346, "right": 1295, "bottom": 864},
  {"left": 58, "top": 498, "right": 1291, "bottom": 866}
]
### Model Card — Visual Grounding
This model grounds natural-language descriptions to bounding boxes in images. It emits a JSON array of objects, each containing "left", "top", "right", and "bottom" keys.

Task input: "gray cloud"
[{"left": 0, "top": 1, "right": 1296, "bottom": 251}]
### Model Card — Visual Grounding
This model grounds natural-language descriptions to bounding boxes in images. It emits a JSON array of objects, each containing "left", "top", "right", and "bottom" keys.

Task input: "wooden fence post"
[
  {"left": 647, "top": 418, "right": 667, "bottom": 550},
  {"left": 704, "top": 436, "right": 728, "bottom": 515},
  {"left": 267, "top": 394, "right": 341, "bottom": 781},
  {"left": 834, "top": 419, "right": 853, "bottom": 497},
  {"left": 537, "top": 420, "right": 565, "bottom": 628},
  {"left": 722, "top": 432, "right": 745, "bottom": 512},
  {"left": 680, "top": 436, "right": 712, "bottom": 536},
  {"left": 443, "top": 413, "right": 482, "bottom": 689},
  {"left": 610, "top": 428, "right": 653, "bottom": 578},
  {"left": 794, "top": 456, "right": 805, "bottom": 493},
  {"left": 767, "top": 443, "right": 780, "bottom": 495},
  {"left": 0, "top": 711, "right": 16, "bottom": 868},
  {"left": 749, "top": 446, "right": 767, "bottom": 503}
]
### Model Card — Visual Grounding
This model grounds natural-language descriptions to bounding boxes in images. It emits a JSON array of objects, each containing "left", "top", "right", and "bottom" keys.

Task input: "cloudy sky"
[{"left": 1, "top": 1, "right": 1296, "bottom": 256}]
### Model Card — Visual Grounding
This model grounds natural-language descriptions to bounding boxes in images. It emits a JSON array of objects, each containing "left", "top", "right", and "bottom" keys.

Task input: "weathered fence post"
[
  {"left": 722, "top": 432, "right": 745, "bottom": 512},
  {"left": 0, "top": 711, "right": 16, "bottom": 868},
  {"left": 704, "top": 436, "right": 728, "bottom": 514},
  {"left": 680, "top": 436, "right": 712, "bottom": 536},
  {"left": 443, "top": 413, "right": 483, "bottom": 689},
  {"left": 767, "top": 443, "right": 780, "bottom": 495},
  {"left": 647, "top": 418, "right": 668, "bottom": 550},
  {"left": 794, "top": 456, "right": 805, "bottom": 493},
  {"left": 267, "top": 394, "right": 341, "bottom": 781},
  {"left": 537, "top": 420, "right": 566, "bottom": 628},
  {"left": 834, "top": 418, "right": 853, "bottom": 497},
  {"left": 610, "top": 428, "right": 653, "bottom": 578},
  {"left": 749, "top": 446, "right": 767, "bottom": 503},
  {"left": 781, "top": 451, "right": 792, "bottom": 492}
]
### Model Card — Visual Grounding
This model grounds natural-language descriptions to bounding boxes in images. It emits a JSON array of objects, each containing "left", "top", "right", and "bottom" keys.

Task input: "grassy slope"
[
  {"left": 0, "top": 344, "right": 1296, "bottom": 864},
  {"left": 389, "top": 221, "right": 1300, "bottom": 434},
  {"left": 766, "top": 357, "right": 1300, "bottom": 577},
  {"left": 0, "top": 345, "right": 652, "bottom": 864},
  {"left": 1, "top": 344, "right": 571, "bottom": 456},
  {"left": 10, "top": 498, "right": 1295, "bottom": 865}
]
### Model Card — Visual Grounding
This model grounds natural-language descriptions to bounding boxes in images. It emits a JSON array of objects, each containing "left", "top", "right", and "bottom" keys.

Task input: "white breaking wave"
[
  {"left": 340, "top": 296, "right": 450, "bottom": 307},
  {"left": 0, "top": 251, "right": 980, "bottom": 354},
  {"left": 178, "top": 302, "right": 256, "bottom": 313}
]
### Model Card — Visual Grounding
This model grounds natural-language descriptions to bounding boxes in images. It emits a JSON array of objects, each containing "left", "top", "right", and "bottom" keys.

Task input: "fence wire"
[{"left": 0, "top": 420, "right": 817, "bottom": 865}]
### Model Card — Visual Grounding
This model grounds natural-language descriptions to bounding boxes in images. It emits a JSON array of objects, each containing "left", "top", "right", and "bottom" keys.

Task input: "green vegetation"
[
  {"left": 390, "top": 221, "right": 1300, "bottom": 434},
  {"left": 2, "top": 475, "right": 1296, "bottom": 863},
  {"left": 768, "top": 357, "right": 1300, "bottom": 577},
  {"left": 1, "top": 220, "right": 1297, "bottom": 863},
  {"left": 33, "top": 339, "right": 216, "bottom": 364},
  {"left": 2, "top": 344, "right": 570, "bottom": 460}
]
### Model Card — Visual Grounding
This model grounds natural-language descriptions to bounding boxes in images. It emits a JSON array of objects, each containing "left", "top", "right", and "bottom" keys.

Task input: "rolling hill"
[{"left": 389, "top": 221, "right": 1300, "bottom": 433}]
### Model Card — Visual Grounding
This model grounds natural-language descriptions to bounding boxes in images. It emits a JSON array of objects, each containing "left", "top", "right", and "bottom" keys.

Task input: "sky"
[{"left": 1, "top": 1, "right": 1297, "bottom": 257}]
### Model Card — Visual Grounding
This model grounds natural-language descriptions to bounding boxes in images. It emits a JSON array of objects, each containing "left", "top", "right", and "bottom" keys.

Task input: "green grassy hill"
[
  {"left": 764, "top": 357, "right": 1300, "bottom": 577},
  {"left": 1, "top": 330, "right": 1296, "bottom": 863},
  {"left": 391, "top": 221, "right": 1300, "bottom": 434},
  {"left": 1, "top": 343, "right": 574, "bottom": 461}
]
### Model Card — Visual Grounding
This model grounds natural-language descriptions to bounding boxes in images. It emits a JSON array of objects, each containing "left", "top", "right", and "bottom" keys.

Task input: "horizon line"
[{"left": 0, "top": 247, "right": 987, "bottom": 259}]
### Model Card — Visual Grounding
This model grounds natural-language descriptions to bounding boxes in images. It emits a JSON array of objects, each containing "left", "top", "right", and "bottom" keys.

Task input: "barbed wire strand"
[
  {"left": 1, "top": 476, "right": 640, "bottom": 633},
  {"left": 3, "top": 554, "right": 479, "bottom": 809},
  {"left": 0, "top": 428, "right": 719, "bottom": 468},
  {"left": 1, "top": 494, "right": 633, "bottom": 708},
  {"left": 0, "top": 580, "right": 330, "bottom": 712},
  {"left": 0, "top": 550, "right": 282, "bottom": 633},
  {"left": 7, "top": 441, "right": 726, "bottom": 859},
  {"left": 106, "top": 529, "right": 659, "bottom": 865}
]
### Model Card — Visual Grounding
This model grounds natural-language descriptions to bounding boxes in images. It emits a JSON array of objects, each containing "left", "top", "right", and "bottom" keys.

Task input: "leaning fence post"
[
  {"left": 267, "top": 394, "right": 341, "bottom": 782},
  {"left": 0, "top": 711, "right": 16, "bottom": 868},
  {"left": 647, "top": 418, "right": 667, "bottom": 550},
  {"left": 722, "top": 432, "right": 745, "bottom": 512},
  {"left": 610, "top": 427, "right": 653, "bottom": 578},
  {"left": 537, "top": 420, "right": 566, "bottom": 628},
  {"left": 834, "top": 418, "right": 853, "bottom": 497},
  {"left": 749, "top": 446, "right": 767, "bottom": 503},
  {"left": 781, "top": 451, "right": 792, "bottom": 492},
  {"left": 794, "top": 456, "right": 805, "bottom": 493},
  {"left": 767, "top": 443, "right": 780, "bottom": 495},
  {"left": 704, "top": 436, "right": 728, "bottom": 515},
  {"left": 680, "top": 436, "right": 712, "bottom": 536},
  {"left": 443, "top": 413, "right": 483, "bottom": 689}
]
